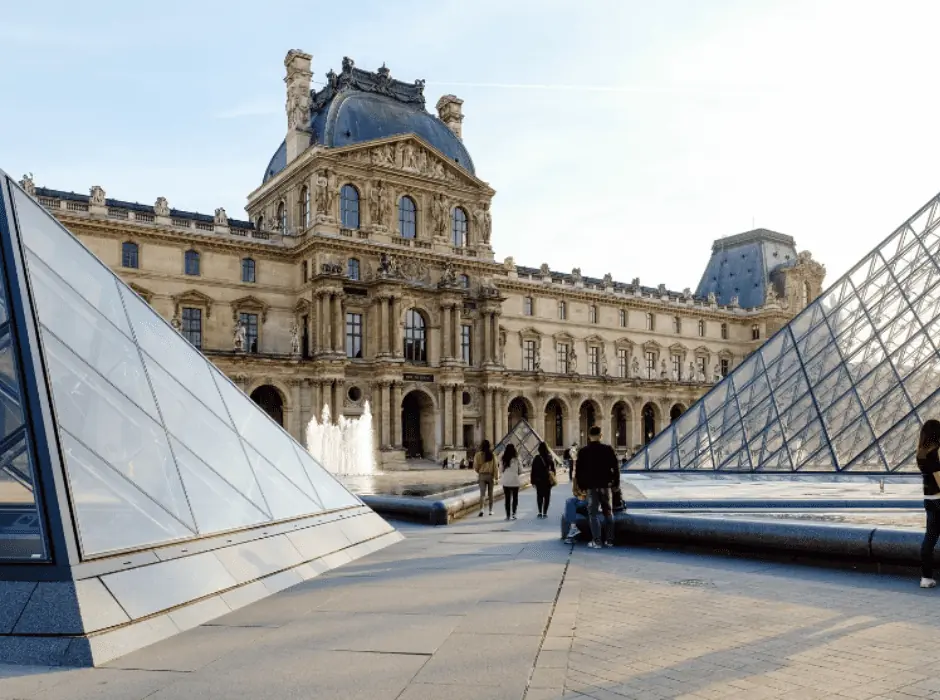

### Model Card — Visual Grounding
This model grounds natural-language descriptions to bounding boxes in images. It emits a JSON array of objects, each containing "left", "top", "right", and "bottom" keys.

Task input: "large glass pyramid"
[{"left": 626, "top": 190, "right": 940, "bottom": 474}]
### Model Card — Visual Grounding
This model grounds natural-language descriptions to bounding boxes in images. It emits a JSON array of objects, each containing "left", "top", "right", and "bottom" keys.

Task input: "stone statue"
[
  {"left": 170, "top": 313, "right": 181, "bottom": 331},
  {"left": 370, "top": 181, "right": 386, "bottom": 227},
  {"left": 289, "top": 323, "right": 301, "bottom": 355},
  {"left": 326, "top": 171, "right": 338, "bottom": 215},
  {"left": 631, "top": 357, "right": 640, "bottom": 378},
  {"left": 395, "top": 141, "right": 405, "bottom": 168},
  {"left": 439, "top": 262, "right": 458, "bottom": 286},
  {"left": 154, "top": 197, "right": 170, "bottom": 217},
  {"left": 89, "top": 185, "right": 106, "bottom": 206},
  {"left": 432, "top": 193, "right": 448, "bottom": 237},
  {"left": 482, "top": 204, "right": 492, "bottom": 244},
  {"left": 729, "top": 295, "right": 740, "bottom": 308},
  {"left": 660, "top": 359, "right": 668, "bottom": 379},
  {"left": 689, "top": 361, "right": 696, "bottom": 382},
  {"left": 315, "top": 171, "right": 328, "bottom": 214},
  {"left": 403, "top": 143, "right": 417, "bottom": 171},
  {"left": 631, "top": 277, "right": 641, "bottom": 288},
  {"left": 286, "top": 82, "right": 311, "bottom": 130},
  {"left": 672, "top": 366, "right": 680, "bottom": 382},
  {"left": 503, "top": 256, "right": 515, "bottom": 272},
  {"left": 600, "top": 349, "right": 609, "bottom": 376},
  {"left": 416, "top": 148, "right": 428, "bottom": 173},
  {"left": 657, "top": 283, "right": 667, "bottom": 296},
  {"left": 533, "top": 346, "right": 541, "bottom": 372},
  {"left": 696, "top": 365, "right": 706, "bottom": 382},
  {"left": 214, "top": 207, "right": 228, "bottom": 226},
  {"left": 603, "top": 273, "right": 613, "bottom": 287},
  {"left": 372, "top": 144, "right": 393, "bottom": 166},
  {"left": 19, "top": 173, "right": 35, "bottom": 196},
  {"left": 234, "top": 320, "right": 247, "bottom": 352},
  {"left": 682, "top": 287, "right": 692, "bottom": 300},
  {"left": 539, "top": 263, "right": 550, "bottom": 277},
  {"left": 498, "top": 335, "right": 506, "bottom": 365},
  {"left": 707, "top": 291, "right": 717, "bottom": 305},
  {"left": 571, "top": 268, "right": 582, "bottom": 285},
  {"left": 713, "top": 363, "right": 722, "bottom": 382},
  {"left": 432, "top": 159, "right": 445, "bottom": 179},
  {"left": 569, "top": 348, "right": 578, "bottom": 374},
  {"left": 764, "top": 285, "right": 778, "bottom": 305},
  {"left": 378, "top": 253, "right": 393, "bottom": 277}
]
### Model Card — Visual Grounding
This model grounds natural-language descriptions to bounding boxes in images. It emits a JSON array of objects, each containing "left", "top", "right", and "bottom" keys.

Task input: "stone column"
[
  {"left": 453, "top": 306, "right": 462, "bottom": 363},
  {"left": 454, "top": 386, "right": 464, "bottom": 448},
  {"left": 491, "top": 314, "right": 500, "bottom": 365},
  {"left": 289, "top": 380, "right": 302, "bottom": 441},
  {"left": 379, "top": 297, "right": 389, "bottom": 355},
  {"left": 391, "top": 296, "right": 402, "bottom": 357},
  {"left": 391, "top": 382, "right": 403, "bottom": 448},
  {"left": 483, "top": 313, "right": 492, "bottom": 364},
  {"left": 442, "top": 384, "right": 453, "bottom": 447},
  {"left": 442, "top": 305, "right": 451, "bottom": 360},
  {"left": 482, "top": 387, "right": 492, "bottom": 443},
  {"left": 493, "top": 389, "right": 503, "bottom": 442},
  {"left": 332, "top": 380, "right": 344, "bottom": 423},
  {"left": 334, "top": 293, "right": 346, "bottom": 354},
  {"left": 379, "top": 382, "right": 390, "bottom": 448},
  {"left": 320, "top": 293, "right": 331, "bottom": 354}
]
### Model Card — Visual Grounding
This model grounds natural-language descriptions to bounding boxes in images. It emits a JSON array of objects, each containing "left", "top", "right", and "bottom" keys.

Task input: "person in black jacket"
[
  {"left": 575, "top": 426, "right": 620, "bottom": 548},
  {"left": 917, "top": 419, "right": 940, "bottom": 588},
  {"left": 530, "top": 442, "right": 557, "bottom": 518}
]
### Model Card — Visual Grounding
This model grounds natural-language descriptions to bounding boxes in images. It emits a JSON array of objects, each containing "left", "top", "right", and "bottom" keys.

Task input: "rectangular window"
[
  {"left": 523, "top": 296, "right": 533, "bottom": 316},
  {"left": 721, "top": 323, "right": 728, "bottom": 340},
  {"left": 751, "top": 324, "right": 760, "bottom": 340},
  {"left": 346, "top": 312, "right": 363, "bottom": 359},
  {"left": 302, "top": 260, "right": 308, "bottom": 283},
  {"left": 523, "top": 340, "right": 537, "bottom": 371},
  {"left": 673, "top": 316, "right": 681, "bottom": 334},
  {"left": 698, "top": 320, "right": 705, "bottom": 337},
  {"left": 589, "top": 346, "right": 600, "bottom": 376},
  {"left": 558, "top": 301, "right": 567, "bottom": 320},
  {"left": 241, "top": 258, "right": 255, "bottom": 283},
  {"left": 557, "top": 343, "right": 570, "bottom": 374},
  {"left": 697, "top": 356, "right": 707, "bottom": 379},
  {"left": 589, "top": 305, "right": 597, "bottom": 324},
  {"left": 619, "top": 309, "right": 627, "bottom": 328},
  {"left": 617, "top": 348, "right": 628, "bottom": 378},
  {"left": 672, "top": 354, "right": 682, "bottom": 380},
  {"left": 181, "top": 307, "right": 202, "bottom": 349},
  {"left": 461, "top": 325, "right": 472, "bottom": 364},
  {"left": 646, "top": 313, "right": 654, "bottom": 331},
  {"left": 121, "top": 242, "right": 138, "bottom": 269},
  {"left": 645, "top": 351, "right": 656, "bottom": 379},
  {"left": 301, "top": 314, "right": 309, "bottom": 358},
  {"left": 239, "top": 312, "right": 259, "bottom": 353},
  {"left": 720, "top": 358, "right": 730, "bottom": 377}
]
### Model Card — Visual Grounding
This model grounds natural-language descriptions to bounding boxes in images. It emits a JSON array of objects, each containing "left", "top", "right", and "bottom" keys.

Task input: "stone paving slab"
[{"left": 8, "top": 475, "right": 940, "bottom": 699}]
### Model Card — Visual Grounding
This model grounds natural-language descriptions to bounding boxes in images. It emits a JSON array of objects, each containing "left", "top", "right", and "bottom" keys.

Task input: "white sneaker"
[
  {"left": 587, "top": 541, "right": 601, "bottom": 549},
  {"left": 566, "top": 525, "right": 580, "bottom": 539},
  {"left": 921, "top": 578, "right": 937, "bottom": 589}
]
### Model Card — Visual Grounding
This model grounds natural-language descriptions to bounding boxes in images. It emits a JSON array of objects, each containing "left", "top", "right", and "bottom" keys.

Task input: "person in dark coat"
[
  {"left": 530, "top": 441, "right": 557, "bottom": 518},
  {"left": 575, "top": 426, "right": 620, "bottom": 548}
]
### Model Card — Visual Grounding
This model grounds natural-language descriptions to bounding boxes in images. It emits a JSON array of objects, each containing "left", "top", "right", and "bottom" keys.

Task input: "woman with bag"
[
  {"left": 474, "top": 440, "right": 497, "bottom": 517},
  {"left": 500, "top": 443, "right": 523, "bottom": 520},
  {"left": 530, "top": 441, "right": 557, "bottom": 519},
  {"left": 917, "top": 419, "right": 940, "bottom": 588}
]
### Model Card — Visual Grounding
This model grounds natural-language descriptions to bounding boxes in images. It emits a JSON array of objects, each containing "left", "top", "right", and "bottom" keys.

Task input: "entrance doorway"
[
  {"left": 401, "top": 390, "right": 435, "bottom": 458},
  {"left": 611, "top": 402, "right": 630, "bottom": 449},
  {"left": 641, "top": 403, "right": 658, "bottom": 445},
  {"left": 670, "top": 404, "right": 685, "bottom": 423},
  {"left": 250, "top": 385, "right": 284, "bottom": 426}
]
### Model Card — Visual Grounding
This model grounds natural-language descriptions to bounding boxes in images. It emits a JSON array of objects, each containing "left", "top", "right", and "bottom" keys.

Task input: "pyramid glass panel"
[
  {"left": 625, "top": 189, "right": 940, "bottom": 473},
  {"left": 7, "top": 181, "right": 371, "bottom": 558},
  {"left": 494, "top": 418, "right": 551, "bottom": 467}
]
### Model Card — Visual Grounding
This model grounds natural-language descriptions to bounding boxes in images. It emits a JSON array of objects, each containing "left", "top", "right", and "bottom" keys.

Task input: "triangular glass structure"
[
  {"left": 0, "top": 173, "right": 373, "bottom": 562},
  {"left": 494, "top": 418, "right": 550, "bottom": 467},
  {"left": 627, "top": 190, "right": 940, "bottom": 474}
]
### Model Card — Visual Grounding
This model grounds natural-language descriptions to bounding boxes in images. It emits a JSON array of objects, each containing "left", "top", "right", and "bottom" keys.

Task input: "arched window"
[
  {"left": 241, "top": 258, "right": 255, "bottom": 283},
  {"left": 404, "top": 309, "right": 427, "bottom": 363},
  {"left": 256, "top": 215, "right": 264, "bottom": 231},
  {"left": 452, "top": 207, "right": 468, "bottom": 247},
  {"left": 340, "top": 185, "right": 360, "bottom": 229},
  {"left": 184, "top": 249, "right": 200, "bottom": 276},
  {"left": 301, "top": 186, "right": 310, "bottom": 229},
  {"left": 276, "top": 201, "right": 286, "bottom": 233},
  {"left": 122, "top": 241, "right": 139, "bottom": 269},
  {"left": 348, "top": 258, "right": 360, "bottom": 281},
  {"left": 399, "top": 196, "right": 417, "bottom": 239}
]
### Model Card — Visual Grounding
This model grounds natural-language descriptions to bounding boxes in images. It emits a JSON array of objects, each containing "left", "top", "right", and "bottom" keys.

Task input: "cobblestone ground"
[{"left": 2, "top": 477, "right": 940, "bottom": 700}]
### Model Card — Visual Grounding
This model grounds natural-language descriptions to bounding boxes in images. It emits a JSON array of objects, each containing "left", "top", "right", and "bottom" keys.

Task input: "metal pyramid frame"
[
  {"left": 0, "top": 172, "right": 400, "bottom": 666},
  {"left": 626, "top": 189, "right": 940, "bottom": 474}
]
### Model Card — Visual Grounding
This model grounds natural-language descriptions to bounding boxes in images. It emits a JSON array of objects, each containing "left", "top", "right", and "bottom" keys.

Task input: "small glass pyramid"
[
  {"left": 0, "top": 174, "right": 364, "bottom": 561},
  {"left": 494, "top": 418, "right": 550, "bottom": 468},
  {"left": 626, "top": 189, "right": 940, "bottom": 473}
]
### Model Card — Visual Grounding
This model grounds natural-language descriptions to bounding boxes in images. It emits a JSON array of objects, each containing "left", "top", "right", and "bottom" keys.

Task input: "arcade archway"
[
  {"left": 250, "top": 385, "right": 284, "bottom": 426},
  {"left": 641, "top": 402, "right": 660, "bottom": 445},
  {"left": 401, "top": 390, "right": 436, "bottom": 459}
]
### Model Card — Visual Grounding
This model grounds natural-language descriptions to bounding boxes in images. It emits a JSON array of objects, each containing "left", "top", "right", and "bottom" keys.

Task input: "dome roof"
[{"left": 263, "top": 59, "right": 474, "bottom": 184}]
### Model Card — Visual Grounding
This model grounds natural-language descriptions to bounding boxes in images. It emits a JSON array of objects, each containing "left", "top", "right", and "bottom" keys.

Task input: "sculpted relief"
[{"left": 340, "top": 140, "right": 457, "bottom": 182}]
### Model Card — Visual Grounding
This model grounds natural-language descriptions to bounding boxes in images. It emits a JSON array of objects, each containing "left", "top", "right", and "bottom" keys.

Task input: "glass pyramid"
[
  {"left": 0, "top": 173, "right": 363, "bottom": 562},
  {"left": 494, "top": 418, "right": 550, "bottom": 468},
  {"left": 626, "top": 189, "right": 940, "bottom": 474}
]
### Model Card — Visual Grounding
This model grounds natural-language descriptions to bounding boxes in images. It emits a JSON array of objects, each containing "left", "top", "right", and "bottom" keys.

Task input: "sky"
[{"left": 3, "top": 0, "right": 940, "bottom": 292}]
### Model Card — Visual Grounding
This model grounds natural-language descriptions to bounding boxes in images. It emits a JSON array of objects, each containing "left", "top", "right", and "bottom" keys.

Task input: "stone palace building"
[{"left": 18, "top": 50, "right": 826, "bottom": 467}]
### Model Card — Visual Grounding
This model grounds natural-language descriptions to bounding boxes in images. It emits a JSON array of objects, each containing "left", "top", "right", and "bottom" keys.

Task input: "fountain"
[{"left": 306, "top": 401, "right": 376, "bottom": 477}]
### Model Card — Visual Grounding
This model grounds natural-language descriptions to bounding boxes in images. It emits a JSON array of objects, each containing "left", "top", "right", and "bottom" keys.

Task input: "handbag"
[{"left": 548, "top": 469, "right": 557, "bottom": 487}]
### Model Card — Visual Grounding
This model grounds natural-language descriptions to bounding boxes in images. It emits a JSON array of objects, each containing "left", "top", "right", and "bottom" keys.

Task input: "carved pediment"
[
  {"left": 693, "top": 345, "right": 711, "bottom": 357},
  {"left": 172, "top": 289, "right": 213, "bottom": 317},
  {"left": 552, "top": 331, "right": 575, "bottom": 344},
  {"left": 642, "top": 340, "right": 662, "bottom": 351},
  {"left": 718, "top": 349, "right": 734, "bottom": 359},
  {"left": 668, "top": 342, "right": 688, "bottom": 355},
  {"left": 129, "top": 283, "right": 155, "bottom": 304},
  {"left": 518, "top": 326, "right": 541, "bottom": 339},
  {"left": 293, "top": 298, "right": 311, "bottom": 314},
  {"left": 614, "top": 337, "right": 635, "bottom": 350},
  {"left": 332, "top": 135, "right": 491, "bottom": 191},
  {"left": 584, "top": 334, "right": 604, "bottom": 345},
  {"left": 231, "top": 295, "right": 269, "bottom": 323}
]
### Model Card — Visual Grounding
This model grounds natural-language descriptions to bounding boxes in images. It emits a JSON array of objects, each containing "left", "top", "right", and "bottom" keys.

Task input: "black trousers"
[
  {"left": 923, "top": 500, "right": 940, "bottom": 578},
  {"left": 535, "top": 483, "right": 552, "bottom": 514},
  {"left": 503, "top": 486, "right": 519, "bottom": 517}
]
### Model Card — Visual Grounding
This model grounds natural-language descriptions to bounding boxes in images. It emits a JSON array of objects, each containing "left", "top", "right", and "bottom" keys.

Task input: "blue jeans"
[
  {"left": 565, "top": 496, "right": 586, "bottom": 529},
  {"left": 587, "top": 488, "right": 612, "bottom": 544}
]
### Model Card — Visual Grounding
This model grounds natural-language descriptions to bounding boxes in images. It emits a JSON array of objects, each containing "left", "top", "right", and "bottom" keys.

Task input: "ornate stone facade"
[{"left": 20, "top": 53, "right": 825, "bottom": 467}]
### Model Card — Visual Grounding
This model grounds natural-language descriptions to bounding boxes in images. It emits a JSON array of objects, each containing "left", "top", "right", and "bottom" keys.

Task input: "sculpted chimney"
[
  {"left": 284, "top": 49, "right": 313, "bottom": 165},
  {"left": 436, "top": 95, "right": 464, "bottom": 140}
]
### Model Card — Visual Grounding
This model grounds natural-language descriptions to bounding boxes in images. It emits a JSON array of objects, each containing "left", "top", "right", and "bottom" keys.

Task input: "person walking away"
[
  {"left": 500, "top": 444, "right": 523, "bottom": 520},
  {"left": 563, "top": 447, "right": 572, "bottom": 478},
  {"left": 917, "top": 419, "right": 940, "bottom": 588},
  {"left": 474, "top": 440, "right": 498, "bottom": 517},
  {"left": 530, "top": 441, "right": 557, "bottom": 518},
  {"left": 575, "top": 426, "right": 619, "bottom": 548}
]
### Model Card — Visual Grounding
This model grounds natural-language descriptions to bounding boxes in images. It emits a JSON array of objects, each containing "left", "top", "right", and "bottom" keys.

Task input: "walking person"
[
  {"left": 917, "top": 419, "right": 940, "bottom": 588},
  {"left": 500, "top": 444, "right": 523, "bottom": 520},
  {"left": 575, "top": 426, "right": 620, "bottom": 549},
  {"left": 530, "top": 442, "right": 557, "bottom": 518},
  {"left": 474, "top": 439, "right": 498, "bottom": 517}
]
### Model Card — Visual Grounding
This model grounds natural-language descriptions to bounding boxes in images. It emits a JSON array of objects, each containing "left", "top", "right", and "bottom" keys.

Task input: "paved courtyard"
[{"left": 3, "top": 482, "right": 940, "bottom": 700}]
